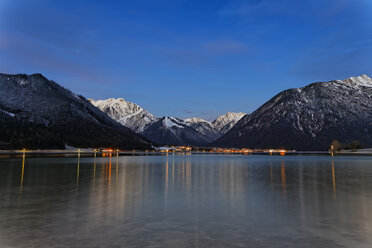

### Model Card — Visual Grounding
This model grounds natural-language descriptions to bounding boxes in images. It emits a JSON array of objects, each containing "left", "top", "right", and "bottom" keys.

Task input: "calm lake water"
[{"left": 1, "top": 154, "right": 372, "bottom": 248}]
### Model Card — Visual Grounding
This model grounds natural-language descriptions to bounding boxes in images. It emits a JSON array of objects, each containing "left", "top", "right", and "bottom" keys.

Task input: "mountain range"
[
  {"left": 1, "top": 72, "right": 372, "bottom": 150},
  {"left": 89, "top": 98, "right": 245, "bottom": 146}
]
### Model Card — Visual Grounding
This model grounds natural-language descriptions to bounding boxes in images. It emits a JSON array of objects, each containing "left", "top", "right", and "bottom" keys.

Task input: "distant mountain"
[
  {"left": 91, "top": 97, "right": 246, "bottom": 145},
  {"left": 211, "top": 112, "right": 247, "bottom": 134},
  {"left": 183, "top": 117, "right": 220, "bottom": 142},
  {"left": 0, "top": 73, "right": 152, "bottom": 150},
  {"left": 213, "top": 75, "right": 372, "bottom": 150},
  {"left": 142, "top": 116, "right": 211, "bottom": 146},
  {"left": 141, "top": 114, "right": 246, "bottom": 146},
  {"left": 89, "top": 98, "right": 156, "bottom": 133},
  {"left": 183, "top": 113, "right": 246, "bottom": 142}
]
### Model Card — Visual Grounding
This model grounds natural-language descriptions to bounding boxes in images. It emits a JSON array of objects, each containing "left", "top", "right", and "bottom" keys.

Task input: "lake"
[{"left": 1, "top": 154, "right": 372, "bottom": 247}]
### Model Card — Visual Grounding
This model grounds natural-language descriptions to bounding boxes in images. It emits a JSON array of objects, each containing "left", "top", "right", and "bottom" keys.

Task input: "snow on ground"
[
  {"left": 0, "top": 109, "right": 15, "bottom": 117},
  {"left": 344, "top": 75, "right": 372, "bottom": 88}
]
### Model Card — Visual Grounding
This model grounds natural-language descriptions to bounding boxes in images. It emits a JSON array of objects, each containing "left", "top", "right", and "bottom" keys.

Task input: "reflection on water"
[
  {"left": 332, "top": 159, "right": 336, "bottom": 198},
  {"left": 1, "top": 155, "right": 372, "bottom": 247},
  {"left": 20, "top": 152, "right": 25, "bottom": 194},
  {"left": 76, "top": 151, "right": 80, "bottom": 187},
  {"left": 93, "top": 152, "right": 96, "bottom": 183},
  {"left": 281, "top": 160, "right": 286, "bottom": 194}
]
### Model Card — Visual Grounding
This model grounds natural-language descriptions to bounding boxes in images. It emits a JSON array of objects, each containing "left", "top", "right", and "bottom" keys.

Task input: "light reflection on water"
[{"left": 1, "top": 155, "right": 372, "bottom": 247}]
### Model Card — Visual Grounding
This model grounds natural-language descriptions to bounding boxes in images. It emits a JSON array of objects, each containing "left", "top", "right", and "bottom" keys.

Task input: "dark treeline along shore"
[{"left": 1, "top": 73, "right": 372, "bottom": 151}]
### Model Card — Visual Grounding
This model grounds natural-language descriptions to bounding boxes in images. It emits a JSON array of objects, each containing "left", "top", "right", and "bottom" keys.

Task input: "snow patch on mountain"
[
  {"left": 0, "top": 109, "right": 15, "bottom": 117},
  {"left": 16, "top": 78, "right": 29, "bottom": 86},
  {"left": 164, "top": 116, "right": 184, "bottom": 129}
]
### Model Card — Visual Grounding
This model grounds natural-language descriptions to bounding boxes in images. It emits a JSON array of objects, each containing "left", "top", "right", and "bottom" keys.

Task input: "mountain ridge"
[
  {"left": 141, "top": 116, "right": 211, "bottom": 146},
  {"left": 4, "top": 72, "right": 371, "bottom": 150},
  {"left": 91, "top": 97, "right": 246, "bottom": 145},
  {"left": 213, "top": 74, "right": 372, "bottom": 150},
  {"left": 0, "top": 73, "right": 152, "bottom": 149}
]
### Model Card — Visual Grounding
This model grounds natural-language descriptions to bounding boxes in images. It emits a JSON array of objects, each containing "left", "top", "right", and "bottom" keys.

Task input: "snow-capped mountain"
[
  {"left": 0, "top": 73, "right": 151, "bottom": 149},
  {"left": 89, "top": 98, "right": 156, "bottom": 133},
  {"left": 211, "top": 112, "right": 247, "bottom": 134},
  {"left": 142, "top": 116, "right": 211, "bottom": 146},
  {"left": 141, "top": 113, "right": 247, "bottom": 146},
  {"left": 213, "top": 75, "right": 372, "bottom": 150},
  {"left": 183, "top": 113, "right": 246, "bottom": 142},
  {"left": 89, "top": 96, "right": 246, "bottom": 145},
  {"left": 184, "top": 117, "right": 220, "bottom": 142}
]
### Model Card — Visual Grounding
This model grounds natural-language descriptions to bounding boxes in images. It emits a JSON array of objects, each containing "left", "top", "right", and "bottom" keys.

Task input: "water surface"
[{"left": 1, "top": 154, "right": 372, "bottom": 247}]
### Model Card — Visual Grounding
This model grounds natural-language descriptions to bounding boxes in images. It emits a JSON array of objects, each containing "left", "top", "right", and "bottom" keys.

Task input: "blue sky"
[{"left": 1, "top": 0, "right": 372, "bottom": 120}]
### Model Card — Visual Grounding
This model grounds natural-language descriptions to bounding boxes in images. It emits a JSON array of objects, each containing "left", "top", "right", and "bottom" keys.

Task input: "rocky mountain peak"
[
  {"left": 212, "top": 112, "right": 246, "bottom": 134},
  {"left": 342, "top": 74, "right": 372, "bottom": 87},
  {"left": 90, "top": 98, "right": 156, "bottom": 133}
]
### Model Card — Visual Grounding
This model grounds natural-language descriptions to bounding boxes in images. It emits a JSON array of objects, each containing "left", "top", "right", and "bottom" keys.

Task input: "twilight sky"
[{"left": 1, "top": 0, "right": 372, "bottom": 121}]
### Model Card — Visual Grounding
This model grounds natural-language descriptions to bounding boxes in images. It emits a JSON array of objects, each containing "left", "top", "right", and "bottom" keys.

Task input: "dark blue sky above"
[{"left": 1, "top": 0, "right": 371, "bottom": 120}]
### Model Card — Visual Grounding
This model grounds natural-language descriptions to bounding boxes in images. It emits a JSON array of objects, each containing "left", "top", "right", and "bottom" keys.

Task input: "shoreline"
[{"left": 1, "top": 149, "right": 372, "bottom": 157}]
